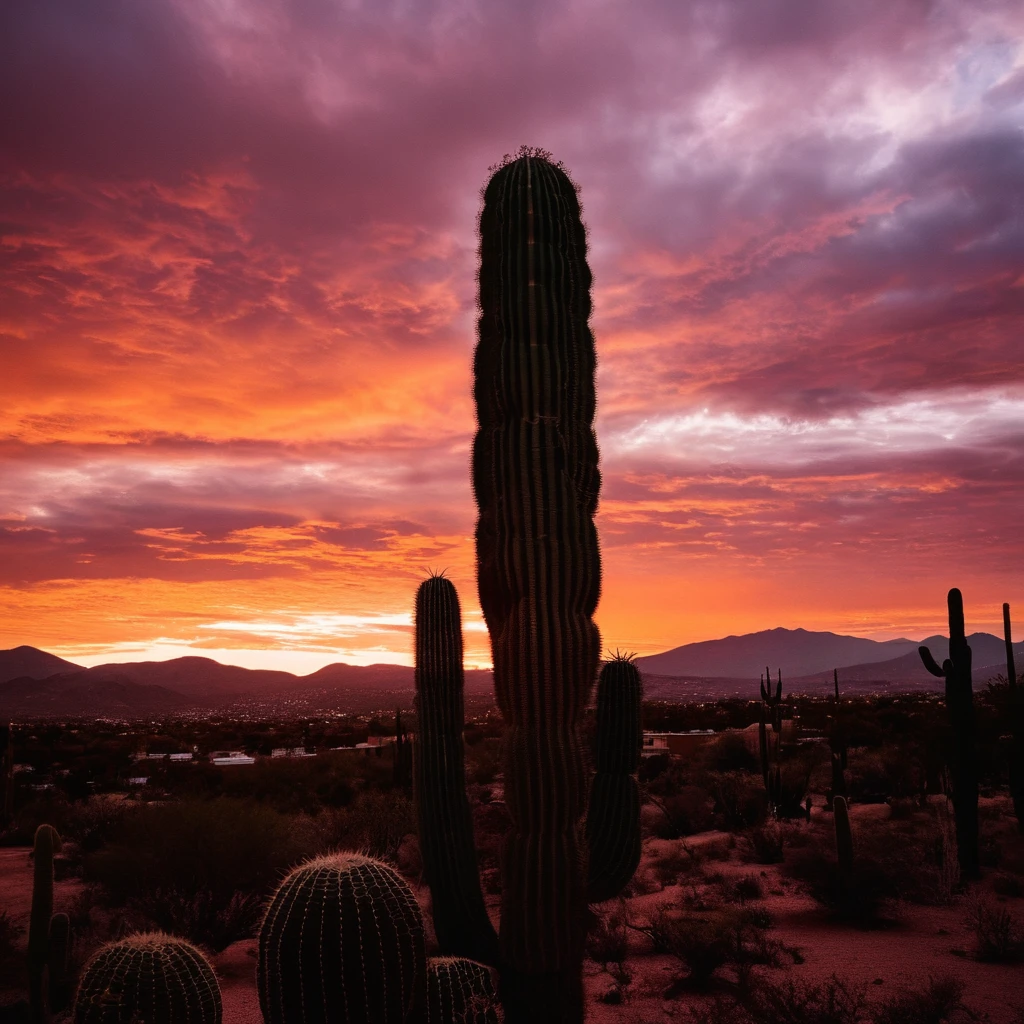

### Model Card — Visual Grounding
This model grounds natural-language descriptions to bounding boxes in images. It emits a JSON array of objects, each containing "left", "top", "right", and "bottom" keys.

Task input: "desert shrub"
[
  {"left": 784, "top": 834, "right": 900, "bottom": 926},
  {"left": 586, "top": 902, "right": 629, "bottom": 967},
  {"left": 871, "top": 975, "right": 970, "bottom": 1024},
  {"left": 465, "top": 739, "right": 501, "bottom": 785},
  {"left": 651, "top": 841, "right": 700, "bottom": 884},
  {"left": 645, "top": 909, "right": 736, "bottom": 988},
  {"left": 0, "top": 910, "right": 25, "bottom": 986},
  {"left": 316, "top": 789, "right": 416, "bottom": 861},
  {"left": 702, "top": 733, "right": 759, "bottom": 773},
  {"left": 643, "top": 906, "right": 782, "bottom": 991},
  {"left": 968, "top": 900, "right": 1024, "bottom": 962},
  {"left": 125, "top": 887, "right": 263, "bottom": 952},
  {"left": 733, "top": 874, "right": 764, "bottom": 902},
  {"left": 688, "top": 972, "right": 865, "bottom": 1024},
  {"left": 649, "top": 786, "right": 716, "bottom": 838},
  {"left": 745, "top": 821, "right": 785, "bottom": 864},
  {"left": 710, "top": 772, "right": 767, "bottom": 830},
  {"left": 85, "top": 797, "right": 311, "bottom": 906},
  {"left": 993, "top": 872, "right": 1024, "bottom": 898}
]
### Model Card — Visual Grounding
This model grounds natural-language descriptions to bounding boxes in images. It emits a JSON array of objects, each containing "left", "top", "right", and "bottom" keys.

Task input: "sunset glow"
[{"left": 2, "top": 0, "right": 1023, "bottom": 671}]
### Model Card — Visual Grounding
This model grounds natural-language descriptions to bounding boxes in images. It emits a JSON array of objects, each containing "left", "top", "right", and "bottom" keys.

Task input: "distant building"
[
  {"left": 209, "top": 751, "right": 255, "bottom": 766},
  {"left": 641, "top": 730, "right": 716, "bottom": 758},
  {"left": 270, "top": 747, "right": 315, "bottom": 758},
  {"left": 127, "top": 777, "right": 149, "bottom": 786}
]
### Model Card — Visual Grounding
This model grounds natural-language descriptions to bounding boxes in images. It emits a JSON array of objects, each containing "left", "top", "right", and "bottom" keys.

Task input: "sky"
[{"left": 1, "top": 0, "right": 1023, "bottom": 673}]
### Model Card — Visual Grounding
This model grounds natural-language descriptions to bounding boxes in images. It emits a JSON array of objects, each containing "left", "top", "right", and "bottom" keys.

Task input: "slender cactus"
[
  {"left": 919, "top": 588, "right": 979, "bottom": 878},
  {"left": 74, "top": 932, "right": 222, "bottom": 1023},
  {"left": 833, "top": 795, "right": 854, "bottom": 880},
  {"left": 1004, "top": 603, "right": 1024, "bottom": 831},
  {"left": 472, "top": 147, "right": 601, "bottom": 1021},
  {"left": 0, "top": 723, "right": 12, "bottom": 829},
  {"left": 414, "top": 573, "right": 499, "bottom": 965},
  {"left": 29, "top": 824, "right": 65, "bottom": 1024},
  {"left": 586, "top": 654, "right": 643, "bottom": 903},
  {"left": 258, "top": 853, "right": 427, "bottom": 1024}
]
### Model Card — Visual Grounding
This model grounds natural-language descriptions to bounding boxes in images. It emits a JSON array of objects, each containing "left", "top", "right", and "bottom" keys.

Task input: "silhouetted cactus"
[
  {"left": 258, "top": 852, "right": 426, "bottom": 1024},
  {"left": 427, "top": 957, "right": 501, "bottom": 1023},
  {"left": 472, "top": 146, "right": 602, "bottom": 1020},
  {"left": 1005, "top": 603, "right": 1024, "bottom": 832},
  {"left": 0, "top": 722, "right": 12, "bottom": 829},
  {"left": 586, "top": 654, "right": 643, "bottom": 902},
  {"left": 29, "top": 824, "right": 69, "bottom": 1023},
  {"left": 414, "top": 573, "right": 499, "bottom": 964},
  {"left": 394, "top": 708, "right": 412, "bottom": 790},
  {"left": 760, "top": 668, "right": 784, "bottom": 731},
  {"left": 919, "top": 588, "right": 979, "bottom": 878},
  {"left": 833, "top": 795, "right": 854, "bottom": 880},
  {"left": 73, "top": 932, "right": 222, "bottom": 1024}
]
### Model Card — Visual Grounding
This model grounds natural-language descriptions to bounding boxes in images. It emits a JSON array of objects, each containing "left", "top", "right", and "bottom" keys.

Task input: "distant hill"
[
  {"left": 633, "top": 627, "right": 1022, "bottom": 682},
  {"left": 2, "top": 625, "right": 1020, "bottom": 718},
  {"left": 0, "top": 646, "right": 81, "bottom": 685}
]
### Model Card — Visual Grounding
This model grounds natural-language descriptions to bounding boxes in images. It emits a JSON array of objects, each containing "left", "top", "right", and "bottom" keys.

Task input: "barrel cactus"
[
  {"left": 919, "top": 588, "right": 979, "bottom": 878},
  {"left": 427, "top": 957, "right": 501, "bottom": 1023},
  {"left": 73, "top": 932, "right": 221, "bottom": 1024},
  {"left": 257, "top": 852, "right": 426, "bottom": 1024}
]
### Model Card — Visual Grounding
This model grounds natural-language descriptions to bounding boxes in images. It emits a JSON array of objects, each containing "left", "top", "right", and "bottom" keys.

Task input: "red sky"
[{"left": 2, "top": 0, "right": 1023, "bottom": 672}]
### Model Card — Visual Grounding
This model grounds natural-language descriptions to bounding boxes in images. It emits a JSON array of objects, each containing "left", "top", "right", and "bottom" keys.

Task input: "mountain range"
[{"left": 1, "top": 625, "right": 1020, "bottom": 718}]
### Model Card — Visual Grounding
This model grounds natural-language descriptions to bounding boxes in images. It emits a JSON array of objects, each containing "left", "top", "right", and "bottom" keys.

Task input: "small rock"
[{"left": 598, "top": 982, "right": 622, "bottom": 1005}]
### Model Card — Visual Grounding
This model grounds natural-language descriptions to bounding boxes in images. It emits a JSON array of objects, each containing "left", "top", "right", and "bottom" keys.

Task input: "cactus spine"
[
  {"left": 919, "top": 588, "right": 979, "bottom": 878},
  {"left": 258, "top": 853, "right": 426, "bottom": 1024},
  {"left": 414, "top": 574, "right": 499, "bottom": 964},
  {"left": 586, "top": 654, "right": 643, "bottom": 902},
  {"left": 0, "top": 722, "right": 12, "bottom": 829},
  {"left": 73, "top": 932, "right": 222, "bottom": 1023},
  {"left": 472, "top": 147, "right": 602, "bottom": 1020},
  {"left": 29, "top": 824, "right": 69, "bottom": 1023},
  {"left": 1005, "top": 603, "right": 1024, "bottom": 832},
  {"left": 427, "top": 957, "right": 501, "bottom": 1023}
]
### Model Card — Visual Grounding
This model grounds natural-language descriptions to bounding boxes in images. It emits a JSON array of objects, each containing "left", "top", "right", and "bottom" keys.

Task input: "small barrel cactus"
[
  {"left": 73, "top": 932, "right": 222, "bottom": 1024},
  {"left": 427, "top": 957, "right": 501, "bottom": 1023},
  {"left": 258, "top": 852, "right": 426, "bottom": 1024}
]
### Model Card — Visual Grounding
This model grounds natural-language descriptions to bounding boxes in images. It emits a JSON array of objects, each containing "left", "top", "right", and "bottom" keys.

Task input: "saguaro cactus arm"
[
  {"left": 586, "top": 654, "right": 643, "bottom": 903},
  {"left": 414, "top": 573, "right": 499, "bottom": 965}
]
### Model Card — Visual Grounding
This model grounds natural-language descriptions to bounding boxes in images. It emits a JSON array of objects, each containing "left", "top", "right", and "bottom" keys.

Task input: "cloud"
[{"left": 1, "top": 0, "right": 1022, "bottom": 665}]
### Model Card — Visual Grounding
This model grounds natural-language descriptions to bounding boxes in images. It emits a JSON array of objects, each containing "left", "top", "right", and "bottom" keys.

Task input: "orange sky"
[{"left": 2, "top": 0, "right": 1023, "bottom": 672}]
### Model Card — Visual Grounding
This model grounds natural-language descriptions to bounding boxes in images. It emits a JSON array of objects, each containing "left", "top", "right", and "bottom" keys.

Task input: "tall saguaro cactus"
[
  {"left": 471, "top": 147, "right": 605, "bottom": 1019},
  {"left": 919, "top": 588, "right": 979, "bottom": 878},
  {"left": 1004, "top": 603, "right": 1024, "bottom": 831}
]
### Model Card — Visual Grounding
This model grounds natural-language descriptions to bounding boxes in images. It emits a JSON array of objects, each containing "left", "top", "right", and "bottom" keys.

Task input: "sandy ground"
[{"left": 3, "top": 805, "right": 1023, "bottom": 1023}]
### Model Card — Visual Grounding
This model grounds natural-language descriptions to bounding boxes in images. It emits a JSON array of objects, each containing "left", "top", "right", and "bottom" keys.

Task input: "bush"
[
  {"left": 871, "top": 975, "right": 969, "bottom": 1024},
  {"left": 124, "top": 887, "right": 263, "bottom": 952},
  {"left": 745, "top": 822, "right": 785, "bottom": 864},
  {"left": 85, "top": 797, "right": 312, "bottom": 906},
  {"left": 733, "top": 875, "right": 764, "bottom": 902},
  {"left": 968, "top": 900, "right": 1024, "bottom": 963},
  {"left": 316, "top": 790, "right": 416, "bottom": 861},
  {"left": 702, "top": 733, "right": 759, "bottom": 773},
  {"left": 688, "top": 972, "right": 865, "bottom": 1024},
  {"left": 586, "top": 902, "right": 629, "bottom": 967}
]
